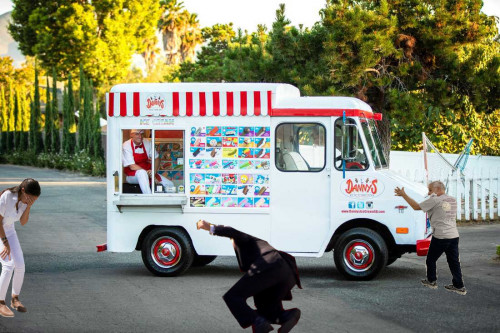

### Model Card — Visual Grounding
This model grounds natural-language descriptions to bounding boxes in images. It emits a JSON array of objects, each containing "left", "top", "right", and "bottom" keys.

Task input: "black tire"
[
  {"left": 191, "top": 254, "right": 217, "bottom": 267},
  {"left": 141, "top": 228, "right": 194, "bottom": 277},
  {"left": 333, "top": 228, "right": 388, "bottom": 280}
]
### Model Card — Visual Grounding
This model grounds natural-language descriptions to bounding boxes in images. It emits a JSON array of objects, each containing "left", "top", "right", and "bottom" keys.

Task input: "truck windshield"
[{"left": 360, "top": 116, "right": 388, "bottom": 169}]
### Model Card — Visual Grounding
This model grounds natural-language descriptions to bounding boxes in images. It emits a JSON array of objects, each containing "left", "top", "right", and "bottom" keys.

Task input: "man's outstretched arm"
[
  {"left": 197, "top": 220, "right": 250, "bottom": 241},
  {"left": 394, "top": 187, "right": 421, "bottom": 210}
]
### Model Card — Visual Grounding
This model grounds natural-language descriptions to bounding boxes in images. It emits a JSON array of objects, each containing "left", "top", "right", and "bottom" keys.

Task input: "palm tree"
[
  {"left": 142, "top": 36, "right": 161, "bottom": 75},
  {"left": 180, "top": 12, "right": 202, "bottom": 62},
  {"left": 158, "top": 0, "right": 185, "bottom": 65}
]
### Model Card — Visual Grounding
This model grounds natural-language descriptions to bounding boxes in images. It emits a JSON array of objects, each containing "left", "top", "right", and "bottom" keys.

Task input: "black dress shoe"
[
  {"left": 252, "top": 315, "right": 273, "bottom": 333},
  {"left": 277, "top": 308, "right": 301, "bottom": 333}
]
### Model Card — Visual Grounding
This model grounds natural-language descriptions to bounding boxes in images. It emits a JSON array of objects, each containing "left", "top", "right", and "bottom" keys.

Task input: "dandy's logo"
[
  {"left": 341, "top": 178, "right": 384, "bottom": 198},
  {"left": 145, "top": 94, "right": 165, "bottom": 111},
  {"left": 346, "top": 179, "right": 377, "bottom": 194}
]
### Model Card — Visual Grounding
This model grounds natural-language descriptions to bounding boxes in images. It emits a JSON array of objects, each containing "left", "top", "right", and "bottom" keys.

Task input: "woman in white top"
[{"left": 0, "top": 178, "right": 40, "bottom": 317}]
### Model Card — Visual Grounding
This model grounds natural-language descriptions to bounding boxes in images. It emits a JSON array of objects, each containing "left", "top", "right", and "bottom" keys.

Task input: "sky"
[{"left": 1, "top": 0, "right": 499, "bottom": 31}]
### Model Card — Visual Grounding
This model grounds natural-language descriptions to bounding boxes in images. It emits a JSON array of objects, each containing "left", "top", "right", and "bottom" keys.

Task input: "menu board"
[{"left": 188, "top": 126, "right": 270, "bottom": 208}]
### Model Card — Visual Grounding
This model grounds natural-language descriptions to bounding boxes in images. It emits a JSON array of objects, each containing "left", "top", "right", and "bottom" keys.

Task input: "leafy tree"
[
  {"left": 177, "top": 1, "right": 499, "bottom": 156},
  {"left": 313, "top": 0, "right": 499, "bottom": 154},
  {"left": 178, "top": 23, "right": 236, "bottom": 81},
  {"left": 9, "top": 0, "right": 162, "bottom": 91}
]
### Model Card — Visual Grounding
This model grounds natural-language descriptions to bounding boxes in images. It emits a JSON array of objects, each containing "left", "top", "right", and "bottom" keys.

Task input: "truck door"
[
  {"left": 331, "top": 116, "right": 375, "bottom": 222},
  {"left": 271, "top": 119, "right": 330, "bottom": 252}
]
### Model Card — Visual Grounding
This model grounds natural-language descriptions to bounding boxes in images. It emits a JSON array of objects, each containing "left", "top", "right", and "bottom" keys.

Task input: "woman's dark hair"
[{"left": 0, "top": 178, "right": 41, "bottom": 197}]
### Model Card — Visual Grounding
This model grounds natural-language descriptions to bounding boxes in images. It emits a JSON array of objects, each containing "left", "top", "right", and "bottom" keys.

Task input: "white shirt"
[
  {"left": 0, "top": 191, "right": 27, "bottom": 227},
  {"left": 122, "top": 138, "right": 159, "bottom": 167}
]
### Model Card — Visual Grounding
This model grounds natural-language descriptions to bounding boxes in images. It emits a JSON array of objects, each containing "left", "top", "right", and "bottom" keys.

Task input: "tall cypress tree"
[
  {"left": 86, "top": 80, "right": 93, "bottom": 157},
  {"left": 18, "top": 86, "right": 28, "bottom": 151},
  {"left": 29, "top": 71, "right": 36, "bottom": 151},
  {"left": 30, "top": 66, "right": 44, "bottom": 154},
  {"left": 7, "top": 81, "right": 15, "bottom": 152},
  {"left": 62, "top": 85, "right": 69, "bottom": 154},
  {"left": 78, "top": 63, "right": 84, "bottom": 118},
  {"left": 0, "top": 86, "right": 5, "bottom": 153},
  {"left": 87, "top": 79, "right": 94, "bottom": 150},
  {"left": 93, "top": 93, "right": 104, "bottom": 159},
  {"left": 44, "top": 76, "right": 53, "bottom": 152},
  {"left": 78, "top": 75, "right": 87, "bottom": 151},
  {"left": 13, "top": 89, "right": 21, "bottom": 150},
  {"left": 66, "top": 74, "right": 76, "bottom": 154},
  {"left": 87, "top": 79, "right": 96, "bottom": 156},
  {"left": 52, "top": 68, "right": 60, "bottom": 153},
  {"left": 29, "top": 99, "right": 34, "bottom": 150}
]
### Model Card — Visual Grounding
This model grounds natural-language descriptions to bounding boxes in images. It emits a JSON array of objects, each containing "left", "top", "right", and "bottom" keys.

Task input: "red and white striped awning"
[
  {"left": 106, "top": 83, "right": 382, "bottom": 119},
  {"left": 106, "top": 90, "right": 273, "bottom": 117}
]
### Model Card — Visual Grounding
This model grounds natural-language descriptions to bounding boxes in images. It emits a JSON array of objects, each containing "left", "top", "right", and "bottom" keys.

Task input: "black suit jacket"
[{"left": 212, "top": 225, "right": 302, "bottom": 289}]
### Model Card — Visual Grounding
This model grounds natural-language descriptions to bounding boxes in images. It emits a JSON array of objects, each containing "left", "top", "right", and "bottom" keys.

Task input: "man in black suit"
[{"left": 197, "top": 220, "right": 301, "bottom": 333}]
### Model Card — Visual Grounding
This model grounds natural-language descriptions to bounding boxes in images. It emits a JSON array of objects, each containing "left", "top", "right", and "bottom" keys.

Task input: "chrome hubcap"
[
  {"left": 151, "top": 236, "right": 182, "bottom": 269},
  {"left": 343, "top": 239, "right": 374, "bottom": 272}
]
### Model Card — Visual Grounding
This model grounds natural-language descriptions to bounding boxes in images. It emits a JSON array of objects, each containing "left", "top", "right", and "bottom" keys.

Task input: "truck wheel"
[
  {"left": 334, "top": 228, "right": 388, "bottom": 280},
  {"left": 141, "top": 228, "right": 194, "bottom": 277},
  {"left": 191, "top": 254, "right": 217, "bottom": 267}
]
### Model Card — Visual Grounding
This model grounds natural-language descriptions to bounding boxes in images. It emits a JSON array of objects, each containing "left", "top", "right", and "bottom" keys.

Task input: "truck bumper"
[{"left": 416, "top": 235, "right": 432, "bottom": 256}]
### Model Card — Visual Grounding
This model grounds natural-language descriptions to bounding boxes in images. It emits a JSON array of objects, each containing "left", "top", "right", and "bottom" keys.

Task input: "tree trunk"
[
  {"left": 162, "top": 29, "right": 182, "bottom": 65},
  {"left": 377, "top": 110, "right": 391, "bottom": 163}
]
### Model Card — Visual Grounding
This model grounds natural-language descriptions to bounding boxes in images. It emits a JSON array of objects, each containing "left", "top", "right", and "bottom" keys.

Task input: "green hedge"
[
  {"left": 497, "top": 245, "right": 500, "bottom": 258},
  {"left": 0, "top": 150, "right": 105, "bottom": 177}
]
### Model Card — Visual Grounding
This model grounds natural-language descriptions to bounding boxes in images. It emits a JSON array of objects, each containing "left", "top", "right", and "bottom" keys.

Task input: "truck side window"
[
  {"left": 275, "top": 123, "right": 326, "bottom": 172},
  {"left": 334, "top": 118, "right": 369, "bottom": 171}
]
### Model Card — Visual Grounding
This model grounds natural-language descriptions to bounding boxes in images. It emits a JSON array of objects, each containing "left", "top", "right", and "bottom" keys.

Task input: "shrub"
[
  {"left": 1, "top": 150, "right": 105, "bottom": 177},
  {"left": 497, "top": 245, "right": 500, "bottom": 258}
]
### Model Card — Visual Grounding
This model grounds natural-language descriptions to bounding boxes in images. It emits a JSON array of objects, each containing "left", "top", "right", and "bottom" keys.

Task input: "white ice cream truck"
[{"left": 100, "top": 83, "right": 432, "bottom": 280}]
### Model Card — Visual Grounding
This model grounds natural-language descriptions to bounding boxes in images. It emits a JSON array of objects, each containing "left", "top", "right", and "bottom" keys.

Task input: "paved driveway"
[{"left": 0, "top": 164, "right": 498, "bottom": 332}]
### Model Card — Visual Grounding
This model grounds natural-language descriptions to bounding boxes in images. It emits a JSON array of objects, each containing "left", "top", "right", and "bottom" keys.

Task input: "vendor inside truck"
[{"left": 122, "top": 129, "right": 174, "bottom": 194}]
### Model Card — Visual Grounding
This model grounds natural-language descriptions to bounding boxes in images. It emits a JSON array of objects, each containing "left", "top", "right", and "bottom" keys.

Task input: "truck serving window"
[
  {"left": 121, "top": 129, "right": 184, "bottom": 194},
  {"left": 275, "top": 123, "right": 326, "bottom": 172},
  {"left": 334, "top": 118, "right": 369, "bottom": 171}
]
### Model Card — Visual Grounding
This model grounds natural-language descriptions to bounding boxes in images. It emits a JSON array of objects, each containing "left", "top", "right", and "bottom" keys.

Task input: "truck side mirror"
[{"left": 341, "top": 124, "right": 359, "bottom": 160}]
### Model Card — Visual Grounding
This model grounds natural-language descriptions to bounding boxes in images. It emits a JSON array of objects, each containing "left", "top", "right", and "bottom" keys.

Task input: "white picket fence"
[{"left": 393, "top": 168, "right": 499, "bottom": 221}]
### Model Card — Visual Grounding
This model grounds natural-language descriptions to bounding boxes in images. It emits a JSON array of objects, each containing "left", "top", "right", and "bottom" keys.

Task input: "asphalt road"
[{"left": 0, "top": 164, "right": 499, "bottom": 332}]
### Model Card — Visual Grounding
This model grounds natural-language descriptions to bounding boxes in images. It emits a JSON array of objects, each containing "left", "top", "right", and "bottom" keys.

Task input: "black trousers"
[
  {"left": 426, "top": 237, "right": 464, "bottom": 288},
  {"left": 223, "top": 260, "right": 296, "bottom": 328}
]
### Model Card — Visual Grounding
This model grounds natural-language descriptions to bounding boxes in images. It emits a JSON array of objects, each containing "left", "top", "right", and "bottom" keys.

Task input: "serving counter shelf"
[{"left": 113, "top": 195, "right": 187, "bottom": 212}]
